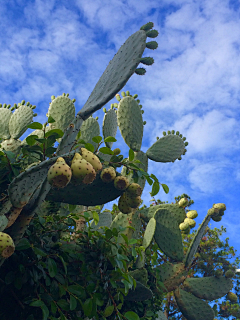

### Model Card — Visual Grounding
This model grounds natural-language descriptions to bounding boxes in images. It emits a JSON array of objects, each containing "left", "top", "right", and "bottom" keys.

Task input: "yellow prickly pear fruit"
[
  {"left": 72, "top": 153, "right": 82, "bottom": 162},
  {"left": 113, "top": 148, "right": 121, "bottom": 155},
  {"left": 126, "top": 183, "right": 143, "bottom": 197},
  {"left": 125, "top": 194, "right": 142, "bottom": 209},
  {"left": 178, "top": 198, "right": 189, "bottom": 207},
  {"left": 114, "top": 176, "right": 130, "bottom": 191},
  {"left": 47, "top": 157, "right": 72, "bottom": 188},
  {"left": 213, "top": 203, "right": 226, "bottom": 216},
  {"left": 186, "top": 210, "right": 198, "bottom": 219},
  {"left": 118, "top": 194, "right": 132, "bottom": 214},
  {"left": 0, "top": 232, "right": 15, "bottom": 258},
  {"left": 179, "top": 221, "right": 189, "bottom": 231},
  {"left": 80, "top": 148, "right": 102, "bottom": 172},
  {"left": 184, "top": 218, "right": 196, "bottom": 229},
  {"left": 227, "top": 292, "right": 238, "bottom": 302},
  {"left": 71, "top": 155, "right": 96, "bottom": 185},
  {"left": 100, "top": 167, "right": 116, "bottom": 183}
]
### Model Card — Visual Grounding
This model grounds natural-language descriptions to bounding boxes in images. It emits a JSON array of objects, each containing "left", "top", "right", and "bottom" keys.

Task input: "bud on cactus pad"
[
  {"left": 225, "top": 270, "right": 235, "bottom": 278},
  {"left": 186, "top": 210, "right": 198, "bottom": 219},
  {"left": 47, "top": 157, "right": 72, "bottom": 188},
  {"left": 178, "top": 198, "right": 189, "bottom": 207},
  {"left": 71, "top": 153, "right": 96, "bottom": 185},
  {"left": 227, "top": 292, "right": 238, "bottom": 302},
  {"left": 80, "top": 148, "right": 102, "bottom": 172},
  {"left": 100, "top": 167, "right": 116, "bottom": 183},
  {"left": 118, "top": 194, "right": 132, "bottom": 214},
  {"left": 114, "top": 176, "right": 130, "bottom": 191},
  {"left": 0, "top": 232, "right": 15, "bottom": 258},
  {"left": 126, "top": 183, "right": 143, "bottom": 197}
]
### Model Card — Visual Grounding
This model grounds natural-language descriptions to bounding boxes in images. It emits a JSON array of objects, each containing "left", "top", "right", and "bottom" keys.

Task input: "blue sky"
[{"left": 1, "top": 0, "right": 240, "bottom": 258}]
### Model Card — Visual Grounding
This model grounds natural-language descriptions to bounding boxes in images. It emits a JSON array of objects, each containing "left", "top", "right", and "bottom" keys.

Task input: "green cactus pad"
[
  {"left": 102, "top": 109, "right": 118, "bottom": 148},
  {"left": 0, "top": 108, "right": 12, "bottom": 139},
  {"left": 156, "top": 262, "right": 187, "bottom": 292},
  {"left": 155, "top": 311, "right": 168, "bottom": 320},
  {"left": 174, "top": 288, "right": 215, "bottom": 320},
  {"left": 79, "top": 117, "right": 100, "bottom": 151},
  {"left": 117, "top": 96, "right": 143, "bottom": 151},
  {"left": 184, "top": 214, "right": 211, "bottom": 267},
  {"left": 121, "top": 150, "right": 148, "bottom": 189},
  {"left": 0, "top": 215, "right": 8, "bottom": 232},
  {"left": 48, "top": 95, "right": 75, "bottom": 133},
  {"left": 9, "top": 104, "right": 34, "bottom": 139},
  {"left": 90, "top": 211, "right": 112, "bottom": 234},
  {"left": 124, "top": 281, "right": 153, "bottom": 301},
  {"left": 1, "top": 138, "right": 21, "bottom": 155},
  {"left": 154, "top": 208, "right": 184, "bottom": 262},
  {"left": 146, "top": 134, "right": 186, "bottom": 162},
  {"left": 183, "top": 276, "right": 233, "bottom": 301},
  {"left": 142, "top": 217, "right": 156, "bottom": 249},
  {"left": 135, "top": 250, "right": 146, "bottom": 269},
  {"left": 128, "top": 268, "right": 148, "bottom": 286}
]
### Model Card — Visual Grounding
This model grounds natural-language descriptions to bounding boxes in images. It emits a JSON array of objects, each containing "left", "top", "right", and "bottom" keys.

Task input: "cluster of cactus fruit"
[{"left": 0, "top": 22, "right": 237, "bottom": 320}]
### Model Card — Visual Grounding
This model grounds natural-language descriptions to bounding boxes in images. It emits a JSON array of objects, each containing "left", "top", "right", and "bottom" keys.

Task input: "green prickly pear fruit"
[
  {"left": 212, "top": 215, "right": 222, "bottom": 222},
  {"left": 100, "top": 167, "right": 116, "bottom": 183},
  {"left": 184, "top": 218, "right": 196, "bottom": 229},
  {"left": 215, "top": 269, "right": 223, "bottom": 278},
  {"left": 71, "top": 153, "right": 96, "bottom": 185},
  {"left": 179, "top": 221, "right": 189, "bottom": 231},
  {"left": 125, "top": 194, "right": 142, "bottom": 209},
  {"left": 114, "top": 176, "right": 130, "bottom": 191},
  {"left": 125, "top": 183, "right": 143, "bottom": 197},
  {"left": 178, "top": 198, "right": 189, "bottom": 207},
  {"left": 80, "top": 148, "right": 102, "bottom": 172},
  {"left": 186, "top": 210, "right": 198, "bottom": 219},
  {"left": 227, "top": 292, "right": 238, "bottom": 302},
  {"left": 118, "top": 194, "right": 132, "bottom": 214},
  {"left": 0, "top": 232, "right": 15, "bottom": 258},
  {"left": 225, "top": 270, "right": 235, "bottom": 278},
  {"left": 208, "top": 207, "right": 219, "bottom": 216},
  {"left": 113, "top": 148, "right": 121, "bottom": 155},
  {"left": 47, "top": 157, "right": 72, "bottom": 188}
]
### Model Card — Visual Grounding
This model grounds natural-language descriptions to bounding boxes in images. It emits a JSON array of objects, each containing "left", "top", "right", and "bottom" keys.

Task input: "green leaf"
[
  {"left": 51, "top": 301, "right": 57, "bottom": 315},
  {"left": 161, "top": 183, "right": 169, "bottom": 194},
  {"left": 48, "top": 116, "right": 56, "bottom": 123},
  {"left": 45, "top": 129, "right": 63, "bottom": 138},
  {"left": 150, "top": 173, "right": 159, "bottom": 182},
  {"left": 45, "top": 146, "right": 57, "bottom": 156},
  {"left": 16, "top": 238, "right": 31, "bottom": 250},
  {"left": 58, "top": 256, "right": 67, "bottom": 275},
  {"left": 69, "top": 204, "right": 77, "bottom": 212},
  {"left": 70, "top": 295, "right": 77, "bottom": 311},
  {"left": 26, "top": 135, "right": 38, "bottom": 146},
  {"left": 30, "top": 300, "right": 44, "bottom": 307},
  {"left": 84, "top": 143, "right": 95, "bottom": 152},
  {"left": 57, "top": 299, "right": 70, "bottom": 311},
  {"left": 33, "top": 247, "right": 47, "bottom": 257},
  {"left": 104, "top": 305, "right": 114, "bottom": 317},
  {"left": 121, "top": 234, "right": 128, "bottom": 245},
  {"left": 68, "top": 285, "right": 86, "bottom": 298},
  {"left": 99, "top": 147, "right": 114, "bottom": 155},
  {"left": 129, "top": 149, "right": 134, "bottom": 161},
  {"left": 47, "top": 258, "right": 58, "bottom": 278},
  {"left": 105, "top": 229, "right": 113, "bottom": 239},
  {"left": 104, "top": 136, "right": 117, "bottom": 143},
  {"left": 92, "top": 211, "right": 99, "bottom": 225},
  {"left": 83, "top": 298, "right": 93, "bottom": 317},
  {"left": 124, "top": 311, "right": 140, "bottom": 320},
  {"left": 92, "top": 136, "right": 102, "bottom": 144},
  {"left": 34, "top": 138, "right": 46, "bottom": 144},
  {"left": 151, "top": 181, "right": 160, "bottom": 197},
  {"left": 27, "top": 122, "right": 43, "bottom": 130}
]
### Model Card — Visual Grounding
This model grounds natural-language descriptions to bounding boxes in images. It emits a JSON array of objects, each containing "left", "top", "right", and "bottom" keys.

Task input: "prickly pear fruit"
[
  {"left": 186, "top": 210, "right": 198, "bottom": 219},
  {"left": 126, "top": 183, "right": 143, "bottom": 197},
  {"left": 215, "top": 269, "right": 223, "bottom": 278},
  {"left": 212, "top": 215, "right": 222, "bottom": 222},
  {"left": 178, "top": 198, "right": 189, "bottom": 207},
  {"left": 80, "top": 148, "right": 102, "bottom": 172},
  {"left": 0, "top": 232, "right": 15, "bottom": 258},
  {"left": 125, "top": 194, "right": 142, "bottom": 209},
  {"left": 225, "top": 270, "right": 235, "bottom": 278},
  {"left": 118, "top": 194, "right": 132, "bottom": 214},
  {"left": 113, "top": 148, "right": 121, "bottom": 155},
  {"left": 213, "top": 203, "right": 226, "bottom": 215},
  {"left": 71, "top": 153, "right": 96, "bottom": 185},
  {"left": 100, "top": 167, "right": 116, "bottom": 183},
  {"left": 184, "top": 218, "right": 196, "bottom": 229},
  {"left": 179, "top": 221, "right": 189, "bottom": 231},
  {"left": 114, "top": 176, "right": 130, "bottom": 191},
  {"left": 227, "top": 292, "right": 238, "bottom": 302},
  {"left": 47, "top": 157, "right": 72, "bottom": 188}
]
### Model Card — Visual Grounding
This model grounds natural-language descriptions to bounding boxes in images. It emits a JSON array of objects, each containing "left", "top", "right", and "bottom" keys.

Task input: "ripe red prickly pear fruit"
[
  {"left": 0, "top": 232, "right": 15, "bottom": 258},
  {"left": 80, "top": 148, "right": 102, "bottom": 172},
  {"left": 126, "top": 183, "right": 143, "bottom": 197},
  {"left": 100, "top": 167, "right": 116, "bottom": 183},
  {"left": 47, "top": 157, "right": 72, "bottom": 188},
  {"left": 118, "top": 194, "right": 132, "bottom": 214},
  {"left": 71, "top": 153, "right": 96, "bottom": 185},
  {"left": 114, "top": 176, "right": 130, "bottom": 191}
]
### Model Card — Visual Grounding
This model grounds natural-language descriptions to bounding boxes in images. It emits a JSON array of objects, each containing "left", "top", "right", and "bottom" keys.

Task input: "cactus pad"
[
  {"left": 142, "top": 217, "right": 156, "bottom": 249},
  {"left": 79, "top": 117, "right": 100, "bottom": 151},
  {"left": 102, "top": 108, "right": 118, "bottom": 148},
  {"left": 0, "top": 107, "right": 12, "bottom": 139},
  {"left": 9, "top": 104, "right": 34, "bottom": 139},
  {"left": 156, "top": 262, "right": 187, "bottom": 292}
]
